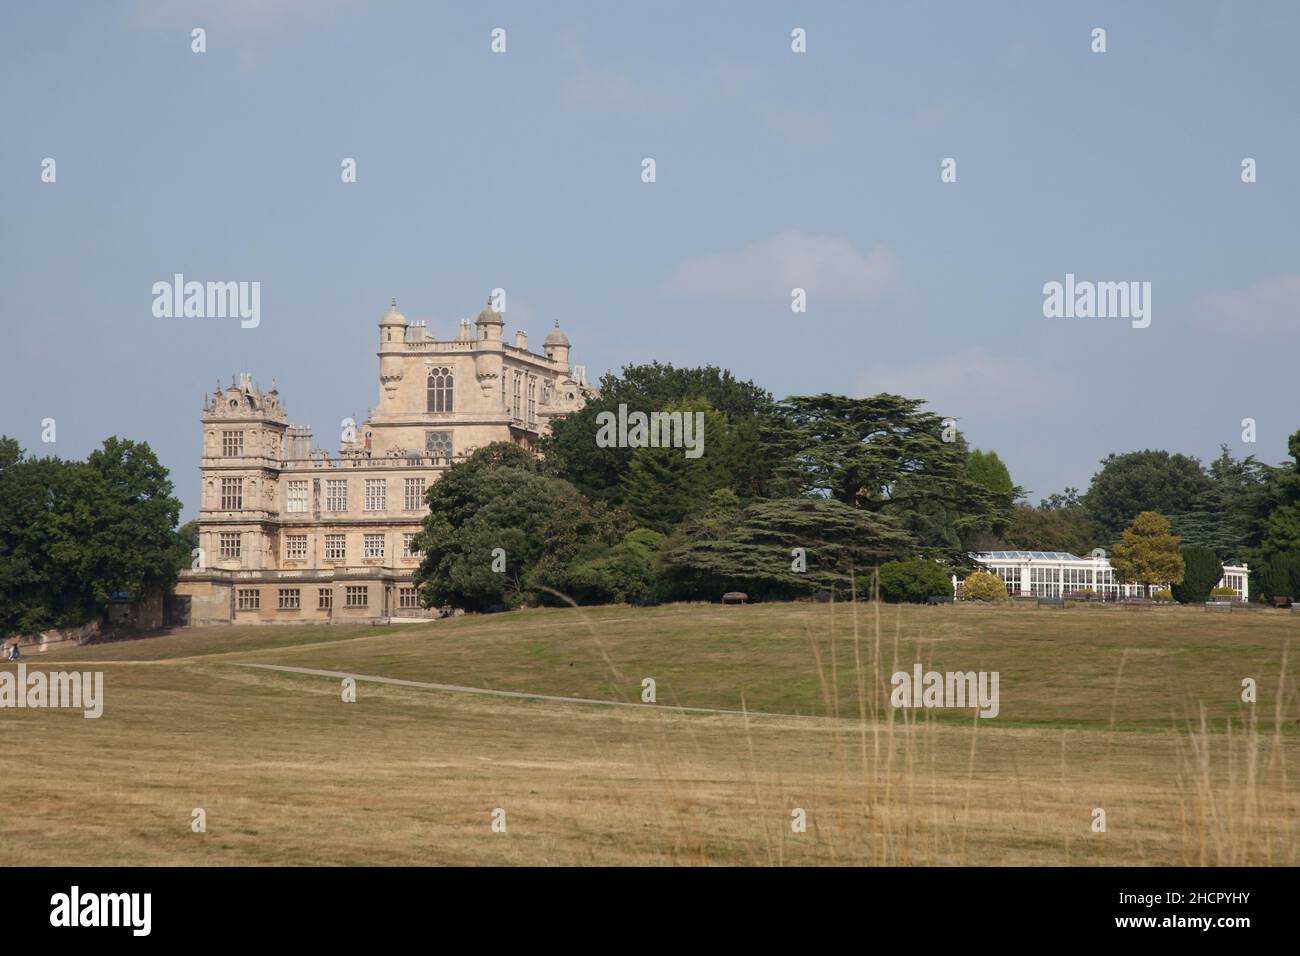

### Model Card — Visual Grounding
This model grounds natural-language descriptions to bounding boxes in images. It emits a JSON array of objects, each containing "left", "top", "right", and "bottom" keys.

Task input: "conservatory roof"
[{"left": 976, "top": 550, "right": 1084, "bottom": 562}]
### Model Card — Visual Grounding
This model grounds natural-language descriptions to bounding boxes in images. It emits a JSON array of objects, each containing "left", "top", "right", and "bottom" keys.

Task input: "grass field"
[{"left": 2, "top": 601, "right": 1297, "bottom": 865}]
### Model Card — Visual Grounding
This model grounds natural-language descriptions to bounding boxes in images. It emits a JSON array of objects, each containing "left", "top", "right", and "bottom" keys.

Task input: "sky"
[{"left": 1, "top": 1, "right": 1297, "bottom": 521}]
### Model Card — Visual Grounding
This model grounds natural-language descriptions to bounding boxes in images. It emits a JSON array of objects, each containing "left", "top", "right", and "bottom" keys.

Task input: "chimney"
[{"left": 515, "top": 330, "right": 528, "bottom": 350}]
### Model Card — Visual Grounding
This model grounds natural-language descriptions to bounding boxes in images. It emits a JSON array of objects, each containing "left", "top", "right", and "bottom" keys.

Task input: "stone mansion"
[{"left": 176, "top": 296, "right": 592, "bottom": 624}]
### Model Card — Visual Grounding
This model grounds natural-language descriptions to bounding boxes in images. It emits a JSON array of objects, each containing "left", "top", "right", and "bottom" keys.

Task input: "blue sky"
[{"left": 1, "top": 1, "right": 1297, "bottom": 520}]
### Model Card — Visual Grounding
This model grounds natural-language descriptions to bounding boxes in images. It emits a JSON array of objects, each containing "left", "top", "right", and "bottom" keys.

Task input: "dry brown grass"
[{"left": 2, "top": 600, "right": 1297, "bottom": 865}]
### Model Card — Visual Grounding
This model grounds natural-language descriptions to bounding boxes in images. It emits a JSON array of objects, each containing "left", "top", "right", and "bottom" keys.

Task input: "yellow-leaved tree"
[{"left": 1109, "top": 511, "right": 1185, "bottom": 595}]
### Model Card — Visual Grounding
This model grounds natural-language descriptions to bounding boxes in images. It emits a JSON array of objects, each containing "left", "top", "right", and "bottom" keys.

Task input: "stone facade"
[{"left": 175, "top": 296, "right": 590, "bottom": 624}]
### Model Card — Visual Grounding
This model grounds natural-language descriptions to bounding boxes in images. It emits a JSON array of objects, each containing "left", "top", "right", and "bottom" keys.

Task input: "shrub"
[
  {"left": 1171, "top": 546, "right": 1222, "bottom": 604},
  {"left": 1257, "top": 553, "right": 1300, "bottom": 601},
  {"left": 1210, "top": 586, "right": 1237, "bottom": 598},
  {"left": 962, "top": 570, "right": 1007, "bottom": 602},
  {"left": 556, "top": 529, "right": 666, "bottom": 605},
  {"left": 1152, "top": 588, "right": 1175, "bottom": 602},
  {"left": 877, "top": 559, "right": 952, "bottom": 603}
]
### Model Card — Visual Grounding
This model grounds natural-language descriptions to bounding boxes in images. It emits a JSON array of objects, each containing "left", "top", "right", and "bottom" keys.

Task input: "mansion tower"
[{"left": 176, "top": 296, "right": 591, "bottom": 624}]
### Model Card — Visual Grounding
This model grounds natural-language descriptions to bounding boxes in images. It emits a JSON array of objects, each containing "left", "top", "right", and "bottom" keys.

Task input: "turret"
[
  {"left": 472, "top": 294, "right": 504, "bottom": 395},
  {"left": 543, "top": 320, "right": 571, "bottom": 366},
  {"left": 378, "top": 298, "right": 407, "bottom": 399},
  {"left": 474, "top": 295, "right": 504, "bottom": 343}
]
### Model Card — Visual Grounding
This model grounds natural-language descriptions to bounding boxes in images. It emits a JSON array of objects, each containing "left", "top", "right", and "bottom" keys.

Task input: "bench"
[
  {"left": 1204, "top": 601, "right": 1233, "bottom": 612},
  {"left": 721, "top": 591, "right": 749, "bottom": 605},
  {"left": 1119, "top": 598, "right": 1153, "bottom": 610},
  {"left": 1271, "top": 596, "right": 1293, "bottom": 608},
  {"left": 1037, "top": 597, "right": 1065, "bottom": 608},
  {"left": 1064, "top": 591, "right": 1105, "bottom": 603},
  {"left": 926, "top": 594, "right": 954, "bottom": 605}
]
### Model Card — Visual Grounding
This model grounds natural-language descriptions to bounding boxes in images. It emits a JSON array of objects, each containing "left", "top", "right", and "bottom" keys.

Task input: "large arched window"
[{"left": 427, "top": 367, "right": 453, "bottom": 413}]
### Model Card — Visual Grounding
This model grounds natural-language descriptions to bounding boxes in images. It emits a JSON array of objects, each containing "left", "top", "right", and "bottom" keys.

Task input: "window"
[
  {"left": 527, "top": 377, "right": 536, "bottom": 425},
  {"left": 402, "top": 533, "right": 420, "bottom": 559},
  {"left": 219, "top": 532, "right": 241, "bottom": 559},
  {"left": 427, "top": 366, "right": 454, "bottom": 413},
  {"left": 501, "top": 373, "right": 506, "bottom": 410},
  {"left": 399, "top": 587, "right": 420, "bottom": 609},
  {"left": 404, "top": 477, "right": 426, "bottom": 511},
  {"left": 364, "top": 479, "right": 386, "bottom": 512},
  {"left": 1061, "top": 567, "right": 1092, "bottom": 592},
  {"left": 1029, "top": 566, "right": 1060, "bottom": 597},
  {"left": 221, "top": 477, "right": 243, "bottom": 510},
  {"left": 286, "top": 480, "right": 309, "bottom": 513},
  {"left": 364, "top": 534, "right": 385, "bottom": 559},
  {"left": 237, "top": 588, "right": 260, "bottom": 611},
  {"left": 318, "top": 588, "right": 333, "bottom": 610},
  {"left": 512, "top": 372, "right": 522, "bottom": 420},
  {"left": 345, "top": 586, "right": 368, "bottom": 608},
  {"left": 324, "top": 534, "right": 346, "bottom": 560},
  {"left": 284, "top": 534, "right": 307, "bottom": 560},
  {"left": 425, "top": 431, "right": 452, "bottom": 464},
  {"left": 325, "top": 479, "right": 348, "bottom": 512},
  {"left": 991, "top": 565, "right": 1020, "bottom": 595},
  {"left": 222, "top": 430, "right": 244, "bottom": 456},
  {"left": 278, "top": 588, "right": 301, "bottom": 610}
]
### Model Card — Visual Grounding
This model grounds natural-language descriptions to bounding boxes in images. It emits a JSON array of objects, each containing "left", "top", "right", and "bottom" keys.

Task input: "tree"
[
  {"left": 1083, "top": 450, "right": 1212, "bottom": 540},
  {"left": 1261, "top": 431, "right": 1300, "bottom": 561},
  {"left": 780, "top": 393, "right": 1001, "bottom": 561},
  {"left": 0, "top": 437, "right": 183, "bottom": 637},
  {"left": 80, "top": 437, "right": 185, "bottom": 602},
  {"left": 1162, "top": 446, "right": 1272, "bottom": 560},
  {"left": 967, "top": 449, "right": 1020, "bottom": 502},
  {"left": 965, "top": 448, "right": 1023, "bottom": 546},
  {"left": 1004, "top": 503, "right": 1099, "bottom": 555},
  {"left": 962, "top": 570, "right": 1008, "bottom": 602},
  {"left": 1257, "top": 553, "right": 1300, "bottom": 601},
  {"left": 618, "top": 400, "right": 733, "bottom": 532},
  {"left": 412, "top": 443, "right": 629, "bottom": 611},
  {"left": 661, "top": 496, "right": 916, "bottom": 601},
  {"left": 173, "top": 520, "right": 200, "bottom": 574},
  {"left": 877, "top": 559, "right": 953, "bottom": 603},
  {"left": 539, "top": 362, "right": 782, "bottom": 504},
  {"left": 1170, "top": 545, "right": 1223, "bottom": 604},
  {"left": 548, "top": 529, "right": 666, "bottom": 605},
  {"left": 1109, "top": 511, "right": 1185, "bottom": 593}
]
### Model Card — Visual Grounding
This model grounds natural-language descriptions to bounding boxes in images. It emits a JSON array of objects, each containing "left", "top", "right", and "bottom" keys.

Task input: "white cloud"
[
  {"left": 661, "top": 230, "right": 904, "bottom": 304},
  {"left": 755, "top": 106, "right": 833, "bottom": 147},
  {"left": 856, "top": 348, "right": 1059, "bottom": 424},
  {"left": 558, "top": 72, "right": 660, "bottom": 114},
  {"left": 1191, "top": 275, "right": 1300, "bottom": 335}
]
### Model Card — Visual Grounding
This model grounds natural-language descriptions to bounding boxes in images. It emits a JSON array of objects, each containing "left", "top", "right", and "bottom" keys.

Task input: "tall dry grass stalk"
[
  {"left": 527, "top": 586, "right": 1298, "bottom": 865},
  {"left": 1176, "top": 641, "right": 1297, "bottom": 865}
]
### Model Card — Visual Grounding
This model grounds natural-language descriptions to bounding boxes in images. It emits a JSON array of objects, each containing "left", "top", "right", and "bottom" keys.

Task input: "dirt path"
[{"left": 232, "top": 661, "right": 822, "bottom": 721}]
